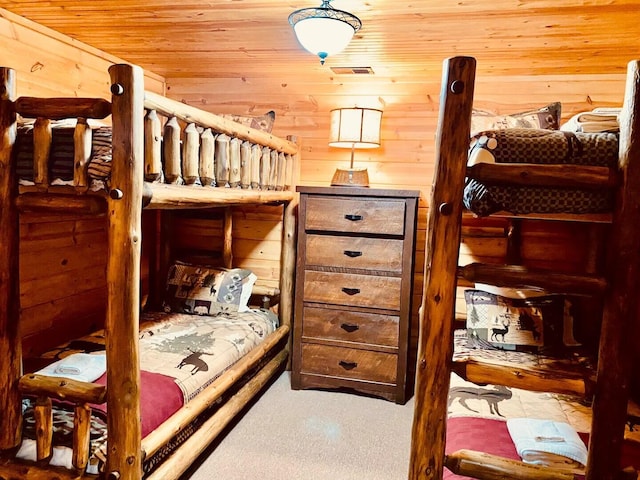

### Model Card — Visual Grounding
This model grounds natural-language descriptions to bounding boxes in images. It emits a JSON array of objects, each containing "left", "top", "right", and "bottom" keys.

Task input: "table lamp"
[{"left": 329, "top": 107, "right": 382, "bottom": 187}]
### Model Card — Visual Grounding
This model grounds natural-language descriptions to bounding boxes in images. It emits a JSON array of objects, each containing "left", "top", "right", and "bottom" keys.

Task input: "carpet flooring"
[{"left": 183, "top": 371, "right": 415, "bottom": 480}]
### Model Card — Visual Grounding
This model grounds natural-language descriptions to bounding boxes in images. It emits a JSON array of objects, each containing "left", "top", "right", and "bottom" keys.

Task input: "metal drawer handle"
[
  {"left": 339, "top": 360, "right": 358, "bottom": 371},
  {"left": 341, "top": 287, "right": 360, "bottom": 296},
  {"left": 344, "top": 214, "right": 363, "bottom": 222},
  {"left": 343, "top": 250, "right": 362, "bottom": 258},
  {"left": 340, "top": 323, "right": 359, "bottom": 333}
]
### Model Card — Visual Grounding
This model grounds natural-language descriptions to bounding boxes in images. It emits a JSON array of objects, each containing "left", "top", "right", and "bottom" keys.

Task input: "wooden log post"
[
  {"left": 286, "top": 135, "right": 300, "bottom": 191},
  {"left": 215, "top": 133, "right": 230, "bottom": 187},
  {"left": 73, "top": 118, "right": 92, "bottom": 191},
  {"left": 280, "top": 197, "right": 297, "bottom": 359},
  {"left": 0, "top": 66, "right": 22, "bottom": 451},
  {"left": 144, "top": 109, "right": 162, "bottom": 182},
  {"left": 73, "top": 403, "right": 92, "bottom": 471},
  {"left": 260, "top": 146, "right": 270, "bottom": 190},
  {"left": 285, "top": 153, "right": 293, "bottom": 191},
  {"left": 240, "top": 140, "right": 251, "bottom": 189},
  {"left": 586, "top": 59, "right": 640, "bottom": 480},
  {"left": 223, "top": 207, "right": 233, "bottom": 268},
  {"left": 182, "top": 123, "right": 200, "bottom": 185},
  {"left": 163, "top": 116, "right": 182, "bottom": 184},
  {"left": 34, "top": 396, "right": 53, "bottom": 463},
  {"left": 107, "top": 63, "right": 145, "bottom": 480},
  {"left": 229, "top": 136, "right": 241, "bottom": 188},
  {"left": 268, "top": 149, "right": 278, "bottom": 190},
  {"left": 408, "top": 56, "right": 476, "bottom": 480},
  {"left": 199, "top": 128, "right": 215, "bottom": 187},
  {"left": 33, "top": 117, "right": 51, "bottom": 188},
  {"left": 250, "top": 143, "right": 261, "bottom": 189},
  {"left": 276, "top": 151, "right": 286, "bottom": 191}
]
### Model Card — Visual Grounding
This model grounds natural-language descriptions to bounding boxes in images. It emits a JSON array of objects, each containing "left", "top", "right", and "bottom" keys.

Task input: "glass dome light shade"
[
  {"left": 293, "top": 17, "right": 356, "bottom": 61},
  {"left": 289, "top": 2, "right": 362, "bottom": 64}
]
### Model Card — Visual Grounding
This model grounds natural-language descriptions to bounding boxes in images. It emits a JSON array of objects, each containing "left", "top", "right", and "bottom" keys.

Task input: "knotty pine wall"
[
  {"left": 3, "top": 11, "right": 637, "bottom": 395},
  {"left": 0, "top": 13, "right": 165, "bottom": 355},
  {"left": 166, "top": 68, "right": 630, "bottom": 384},
  {"left": 2, "top": 13, "right": 290, "bottom": 356}
]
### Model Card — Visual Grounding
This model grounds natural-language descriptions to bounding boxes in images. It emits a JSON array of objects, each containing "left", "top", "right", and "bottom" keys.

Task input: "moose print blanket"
[
  {"left": 138, "top": 309, "right": 278, "bottom": 402},
  {"left": 19, "top": 308, "right": 279, "bottom": 473}
]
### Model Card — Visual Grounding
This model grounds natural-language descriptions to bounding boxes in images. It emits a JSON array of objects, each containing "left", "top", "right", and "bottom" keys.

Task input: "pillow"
[
  {"left": 163, "top": 262, "right": 257, "bottom": 315},
  {"left": 220, "top": 110, "right": 275, "bottom": 133},
  {"left": 471, "top": 102, "right": 561, "bottom": 136},
  {"left": 464, "top": 289, "right": 578, "bottom": 353}
]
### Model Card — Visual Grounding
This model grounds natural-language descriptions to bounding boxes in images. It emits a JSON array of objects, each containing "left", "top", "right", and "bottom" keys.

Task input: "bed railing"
[
  {"left": 13, "top": 89, "right": 298, "bottom": 196},
  {"left": 18, "top": 374, "right": 107, "bottom": 473}
]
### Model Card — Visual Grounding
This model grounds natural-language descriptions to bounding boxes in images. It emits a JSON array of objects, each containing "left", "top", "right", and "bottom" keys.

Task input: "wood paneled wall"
[
  {"left": 1, "top": 12, "right": 165, "bottom": 355},
  {"left": 165, "top": 66, "right": 629, "bottom": 380},
  {"left": 3, "top": 10, "right": 637, "bottom": 396}
]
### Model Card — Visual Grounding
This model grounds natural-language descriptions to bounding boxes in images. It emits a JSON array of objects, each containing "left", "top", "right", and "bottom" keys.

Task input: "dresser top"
[{"left": 297, "top": 186, "right": 420, "bottom": 199}]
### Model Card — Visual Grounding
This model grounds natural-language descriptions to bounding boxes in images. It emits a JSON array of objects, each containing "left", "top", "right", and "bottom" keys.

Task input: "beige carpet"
[{"left": 183, "top": 371, "right": 415, "bottom": 480}]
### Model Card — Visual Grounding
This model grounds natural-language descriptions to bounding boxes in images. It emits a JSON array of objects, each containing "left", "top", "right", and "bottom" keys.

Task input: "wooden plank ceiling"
[{"left": 3, "top": 0, "right": 640, "bottom": 82}]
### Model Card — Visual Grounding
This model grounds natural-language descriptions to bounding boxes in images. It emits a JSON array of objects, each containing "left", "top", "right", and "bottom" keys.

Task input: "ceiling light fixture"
[{"left": 288, "top": 1, "right": 362, "bottom": 65}]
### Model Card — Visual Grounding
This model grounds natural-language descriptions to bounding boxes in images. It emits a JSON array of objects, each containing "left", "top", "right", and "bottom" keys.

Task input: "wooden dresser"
[{"left": 292, "top": 186, "right": 420, "bottom": 403}]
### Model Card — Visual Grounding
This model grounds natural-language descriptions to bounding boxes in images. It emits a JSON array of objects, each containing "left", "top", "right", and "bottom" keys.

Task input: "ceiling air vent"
[{"left": 330, "top": 66, "right": 375, "bottom": 75}]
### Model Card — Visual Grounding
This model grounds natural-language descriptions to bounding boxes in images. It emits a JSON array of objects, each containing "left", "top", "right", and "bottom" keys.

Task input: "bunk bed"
[
  {"left": 0, "top": 63, "right": 299, "bottom": 480},
  {"left": 409, "top": 56, "right": 640, "bottom": 480}
]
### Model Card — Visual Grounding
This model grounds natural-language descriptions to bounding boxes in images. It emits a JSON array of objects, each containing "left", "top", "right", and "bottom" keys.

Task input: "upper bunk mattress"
[
  {"left": 464, "top": 129, "right": 619, "bottom": 217},
  {"left": 16, "top": 122, "right": 112, "bottom": 189}
]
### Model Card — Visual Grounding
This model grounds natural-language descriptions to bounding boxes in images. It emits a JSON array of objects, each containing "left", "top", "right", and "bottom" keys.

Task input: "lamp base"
[{"left": 330, "top": 167, "right": 369, "bottom": 187}]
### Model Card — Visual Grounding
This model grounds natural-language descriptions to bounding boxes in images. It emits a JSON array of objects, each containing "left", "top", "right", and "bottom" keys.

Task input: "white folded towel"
[
  {"left": 507, "top": 418, "right": 588, "bottom": 472},
  {"left": 561, "top": 108, "right": 621, "bottom": 133},
  {"left": 36, "top": 352, "right": 106, "bottom": 383}
]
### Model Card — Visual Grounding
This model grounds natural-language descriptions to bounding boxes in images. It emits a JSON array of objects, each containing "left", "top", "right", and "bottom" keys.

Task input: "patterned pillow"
[
  {"left": 464, "top": 289, "right": 576, "bottom": 353},
  {"left": 220, "top": 110, "right": 275, "bottom": 133},
  {"left": 163, "top": 262, "right": 257, "bottom": 315},
  {"left": 471, "top": 102, "right": 561, "bottom": 135}
]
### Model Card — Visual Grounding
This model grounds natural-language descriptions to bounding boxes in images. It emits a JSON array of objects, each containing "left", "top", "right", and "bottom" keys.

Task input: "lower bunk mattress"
[
  {"left": 465, "top": 128, "right": 619, "bottom": 217},
  {"left": 18, "top": 308, "right": 280, "bottom": 475},
  {"left": 445, "top": 369, "right": 640, "bottom": 479}
]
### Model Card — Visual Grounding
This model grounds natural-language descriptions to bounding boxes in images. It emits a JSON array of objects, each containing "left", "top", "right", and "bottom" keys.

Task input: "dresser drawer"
[
  {"left": 304, "top": 196, "right": 406, "bottom": 235},
  {"left": 302, "top": 306, "right": 399, "bottom": 347},
  {"left": 304, "top": 270, "right": 401, "bottom": 310},
  {"left": 305, "top": 235, "right": 404, "bottom": 272},
  {"left": 300, "top": 343, "right": 397, "bottom": 384}
]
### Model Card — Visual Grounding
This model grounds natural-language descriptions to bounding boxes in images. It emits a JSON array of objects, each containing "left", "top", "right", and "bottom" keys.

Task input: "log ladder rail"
[
  {"left": 409, "top": 56, "right": 640, "bottom": 480},
  {"left": 0, "top": 64, "right": 299, "bottom": 480}
]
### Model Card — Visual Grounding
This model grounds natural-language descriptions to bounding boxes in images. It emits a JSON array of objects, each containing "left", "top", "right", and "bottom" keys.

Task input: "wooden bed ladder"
[{"left": 408, "top": 56, "right": 640, "bottom": 480}]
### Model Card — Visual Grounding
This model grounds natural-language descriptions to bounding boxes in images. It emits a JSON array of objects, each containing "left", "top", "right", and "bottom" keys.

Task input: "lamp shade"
[
  {"left": 288, "top": 1, "right": 362, "bottom": 64},
  {"left": 329, "top": 107, "right": 382, "bottom": 149}
]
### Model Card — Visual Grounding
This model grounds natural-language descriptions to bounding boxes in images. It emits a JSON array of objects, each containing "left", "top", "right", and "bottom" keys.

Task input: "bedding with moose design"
[
  {"left": 18, "top": 307, "right": 279, "bottom": 474},
  {"left": 464, "top": 128, "right": 619, "bottom": 217}
]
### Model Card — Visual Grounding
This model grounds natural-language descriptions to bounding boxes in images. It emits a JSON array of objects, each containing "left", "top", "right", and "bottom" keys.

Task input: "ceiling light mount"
[{"left": 288, "top": 1, "right": 362, "bottom": 65}]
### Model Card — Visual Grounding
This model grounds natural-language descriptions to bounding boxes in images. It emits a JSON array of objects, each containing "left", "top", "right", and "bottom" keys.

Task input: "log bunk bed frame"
[
  {"left": 409, "top": 57, "right": 640, "bottom": 479},
  {"left": 0, "top": 63, "right": 299, "bottom": 480}
]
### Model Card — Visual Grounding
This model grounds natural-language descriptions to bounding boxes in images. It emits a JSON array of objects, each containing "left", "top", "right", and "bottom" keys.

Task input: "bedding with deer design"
[
  {"left": 464, "top": 128, "right": 619, "bottom": 217},
  {"left": 19, "top": 308, "right": 279, "bottom": 474},
  {"left": 446, "top": 372, "right": 640, "bottom": 479}
]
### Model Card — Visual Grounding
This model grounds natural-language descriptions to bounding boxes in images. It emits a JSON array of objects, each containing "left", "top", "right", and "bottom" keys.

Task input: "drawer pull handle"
[
  {"left": 342, "top": 287, "right": 360, "bottom": 296},
  {"left": 339, "top": 360, "right": 358, "bottom": 370},
  {"left": 343, "top": 250, "right": 362, "bottom": 258},
  {"left": 340, "top": 323, "right": 360, "bottom": 333},
  {"left": 344, "top": 214, "right": 363, "bottom": 222}
]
